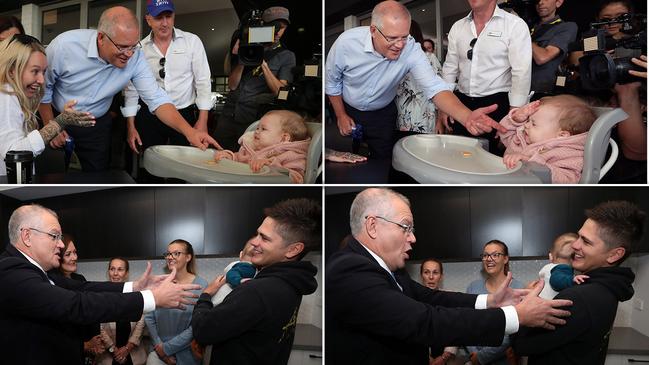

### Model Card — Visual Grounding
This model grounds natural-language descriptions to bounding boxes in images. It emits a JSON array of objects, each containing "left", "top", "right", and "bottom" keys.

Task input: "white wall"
[
  {"left": 406, "top": 255, "right": 647, "bottom": 330},
  {"left": 632, "top": 253, "right": 649, "bottom": 336},
  {"left": 77, "top": 252, "right": 322, "bottom": 328}
]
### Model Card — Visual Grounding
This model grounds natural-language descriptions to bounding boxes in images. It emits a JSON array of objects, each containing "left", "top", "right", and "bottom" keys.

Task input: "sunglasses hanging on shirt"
[
  {"left": 159, "top": 57, "right": 166, "bottom": 79},
  {"left": 467, "top": 38, "right": 477, "bottom": 61}
]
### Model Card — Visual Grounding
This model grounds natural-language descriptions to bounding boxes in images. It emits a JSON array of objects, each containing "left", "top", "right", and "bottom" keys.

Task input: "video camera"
[
  {"left": 237, "top": 9, "right": 279, "bottom": 66},
  {"left": 576, "top": 13, "right": 646, "bottom": 90}
]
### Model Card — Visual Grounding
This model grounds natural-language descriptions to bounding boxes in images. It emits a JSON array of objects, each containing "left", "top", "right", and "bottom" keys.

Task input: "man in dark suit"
[
  {"left": 513, "top": 201, "right": 644, "bottom": 365},
  {"left": 326, "top": 188, "right": 574, "bottom": 365},
  {"left": 0, "top": 204, "right": 201, "bottom": 365}
]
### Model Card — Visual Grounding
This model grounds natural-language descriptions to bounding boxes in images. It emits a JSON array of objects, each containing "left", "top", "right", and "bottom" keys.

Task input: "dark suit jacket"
[
  {"left": 0, "top": 245, "right": 144, "bottom": 365},
  {"left": 325, "top": 239, "right": 506, "bottom": 365}
]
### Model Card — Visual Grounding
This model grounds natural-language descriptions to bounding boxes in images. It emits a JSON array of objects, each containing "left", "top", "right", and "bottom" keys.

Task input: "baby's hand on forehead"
[{"left": 511, "top": 100, "right": 541, "bottom": 123}]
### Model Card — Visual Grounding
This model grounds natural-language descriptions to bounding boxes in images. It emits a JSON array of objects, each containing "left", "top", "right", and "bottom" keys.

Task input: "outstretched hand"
[
  {"left": 189, "top": 130, "right": 222, "bottom": 151},
  {"left": 151, "top": 267, "right": 201, "bottom": 309},
  {"left": 515, "top": 279, "right": 573, "bottom": 330},
  {"left": 463, "top": 104, "right": 506, "bottom": 135},
  {"left": 133, "top": 262, "right": 168, "bottom": 291},
  {"left": 487, "top": 272, "right": 530, "bottom": 308},
  {"left": 55, "top": 100, "right": 95, "bottom": 128}
]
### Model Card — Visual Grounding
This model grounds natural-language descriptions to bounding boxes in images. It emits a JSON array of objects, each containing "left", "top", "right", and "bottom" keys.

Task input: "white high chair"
[
  {"left": 142, "top": 121, "right": 322, "bottom": 184},
  {"left": 391, "top": 107, "right": 628, "bottom": 184}
]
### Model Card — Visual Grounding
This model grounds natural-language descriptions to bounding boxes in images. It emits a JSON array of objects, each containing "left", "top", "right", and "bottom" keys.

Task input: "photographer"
[
  {"left": 576, "top": 0, "right": 646, "bottom": 182},
  {"left": 214, "top": 6, "right": 296, "bottom": 151},
  {"left": 530, "top": 0, "right": 577, "bottom": 93}
]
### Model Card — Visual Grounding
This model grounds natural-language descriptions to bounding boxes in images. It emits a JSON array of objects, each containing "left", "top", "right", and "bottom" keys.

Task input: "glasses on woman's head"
[
  {"left": 159, "top": 57, "right": 166, "bottom": 79},
  {"left": 480, "top": 252, "right": 505, "bottom": 261},
  {"left": 163, "top": 251, "right": 185, "bottom": 259},
  {"left": 467, "top": 38, "right": 477, "bottom": 61},
  {"left": 102, "top": 32, "right": 141, "bottom": 54}
]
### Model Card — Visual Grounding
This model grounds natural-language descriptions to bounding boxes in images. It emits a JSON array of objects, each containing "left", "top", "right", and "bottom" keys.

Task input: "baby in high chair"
[
  {"left": 214, "top": 109, "right": 311, "bottom": 183},
  {"left": 497, "top": 95, "right": 597, "bottom": 183}
]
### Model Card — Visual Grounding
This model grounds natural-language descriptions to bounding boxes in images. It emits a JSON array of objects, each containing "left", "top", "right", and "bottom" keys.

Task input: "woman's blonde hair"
[{"left": 0, "top": 36, "right": 46, "bottom": 133}]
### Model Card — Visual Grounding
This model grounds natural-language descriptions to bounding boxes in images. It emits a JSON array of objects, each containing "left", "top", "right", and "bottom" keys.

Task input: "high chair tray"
[
  {"left": 143, "top": 145, "right": 291, "bottom": 184},
  {"left": 392, "top": 135, "right": 548, "bottom": 184}
]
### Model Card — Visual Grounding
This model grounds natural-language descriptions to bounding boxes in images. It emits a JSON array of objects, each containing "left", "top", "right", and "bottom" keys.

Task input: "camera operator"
[
  {"left": 530, "top": 0, "right": 577, "bottom": 94},
  {"left": 569, "top": 0, "right": 646, "bottom": 182},
  {"left": 214, "top": 6, "right": 296, "bottom": 151}
]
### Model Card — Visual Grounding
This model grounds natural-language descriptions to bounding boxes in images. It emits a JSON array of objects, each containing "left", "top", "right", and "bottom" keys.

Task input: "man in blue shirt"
[
  {"left": 39, "top": 6, "right": 219, "bottom": 172},
  {"left": 326, "top": 0, "right": 505, "bottom": 159}
]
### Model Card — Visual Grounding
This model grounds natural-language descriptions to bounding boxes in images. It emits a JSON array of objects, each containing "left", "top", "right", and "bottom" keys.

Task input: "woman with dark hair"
[
  {"left": 464, "top": 240, "right": 524, "bottom": 365},
  {"left": 395, "top": 20, "right": 441, "bottom": 138},
  {"left": 57, "top": 234, "right": 82, "bottom": 279},
  {"left": 422, "top": 39, "right": 435, "bottom": 54},
  {"left": 52, "top": 234, "right": 104, "bottom": 364},
  {"left": 0, "top": 16, "right": 24, "bottom": 41},
  {"left": 144, "top": 239, "right": 207, "bottom": 365},
  {"left": 420, "top": 258, "right": 444, "bottom": 290}
]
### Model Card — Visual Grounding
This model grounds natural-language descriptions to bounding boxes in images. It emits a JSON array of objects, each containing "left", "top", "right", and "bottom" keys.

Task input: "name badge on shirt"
[
  {"left": 172, "top": 48, "right": 186, "bottom": 54},
  {"left": 487, "top": 31, "right": 502, "bottom": 37}
]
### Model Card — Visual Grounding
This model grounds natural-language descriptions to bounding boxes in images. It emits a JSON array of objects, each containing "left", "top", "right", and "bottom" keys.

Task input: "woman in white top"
[{"left": 0, "top": 34, "right": 95, "bottom": 175}]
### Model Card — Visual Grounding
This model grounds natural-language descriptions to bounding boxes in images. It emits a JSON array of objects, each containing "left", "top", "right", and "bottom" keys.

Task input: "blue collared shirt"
[
  {"left": 325, "top": 26, "right": 452, "bottom": 111},
  {"left": 43, "top": 29, "right": 171, "bottom": 116}
]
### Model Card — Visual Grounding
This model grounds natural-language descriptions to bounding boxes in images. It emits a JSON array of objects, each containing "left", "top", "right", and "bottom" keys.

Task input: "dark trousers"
[
  {"left": 66, "top": 112, "right": 113, "bottom": 172},
  {"left": 452, "top": 91, "right": 510, "bottom": 155},
  {"left": 135, "top": 102, "right": 197, "bottom": 151},
  {"left": 343, "top": 101, "right": 398, "bottom": 159}
]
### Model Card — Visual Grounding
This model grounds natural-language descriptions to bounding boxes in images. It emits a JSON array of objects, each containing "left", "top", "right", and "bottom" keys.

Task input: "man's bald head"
[
  {"left": 371, "top": 1, "right": 411, "bottom": 29},
  {"left": 97, "top": 6, "right": 139, "bottom": 38},
  {"left": 8, "top": 204, "right": 58, "bottom": 246}
]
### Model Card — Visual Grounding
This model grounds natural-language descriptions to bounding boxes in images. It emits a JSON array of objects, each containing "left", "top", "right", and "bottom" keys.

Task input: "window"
[{"left": 41, "top": 5, "right": 81, "bottom": 45}]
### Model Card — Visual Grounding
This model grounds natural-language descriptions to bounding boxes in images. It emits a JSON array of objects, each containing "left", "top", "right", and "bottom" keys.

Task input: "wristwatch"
[{"left": 109, "top": 346, "right": 115, "bottom": 353}]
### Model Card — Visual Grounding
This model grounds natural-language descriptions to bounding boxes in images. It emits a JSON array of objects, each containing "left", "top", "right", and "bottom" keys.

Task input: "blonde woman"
[{"left": 0, "top": 34, "right": 95, "bottom": 175}]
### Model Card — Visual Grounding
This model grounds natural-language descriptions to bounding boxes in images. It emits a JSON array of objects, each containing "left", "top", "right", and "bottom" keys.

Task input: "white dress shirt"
[
  {"left": 442, "top": 6, "right": 532, "bottom": 107},
  {"left": 123, "top": 27, "right": 212, "bottom": 117}
]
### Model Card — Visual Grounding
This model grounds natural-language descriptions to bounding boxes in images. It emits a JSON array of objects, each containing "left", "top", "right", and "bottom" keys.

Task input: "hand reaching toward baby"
[
  {"left": 503, "top": 153, "right": 528, "bottom": 169},
  {"left": 511, "top": 100, "right": 540, "bottom": 123}
]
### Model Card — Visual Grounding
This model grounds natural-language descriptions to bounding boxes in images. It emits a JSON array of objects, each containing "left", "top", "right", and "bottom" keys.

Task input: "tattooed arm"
[{"left": 38, "top": 100, "right": 95, "bottom": 143}]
